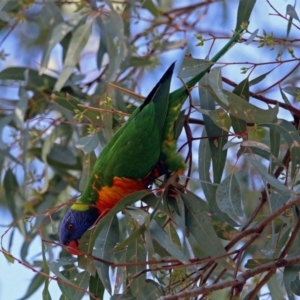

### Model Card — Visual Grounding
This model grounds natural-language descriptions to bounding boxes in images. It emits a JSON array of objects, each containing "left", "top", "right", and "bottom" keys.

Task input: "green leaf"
[
  {"left": 269, "top": 127, "right": 280, "bottom": 160},
  {"left": 0, "top": 67, "right": 56, "bottom": 92},
  {"left": 89, "top": 273, "right": 104, "bottom": 299},
  {"left": 1, "top": 247, "right": 15, "bottom": 263},
  {"left": 199, "top": 74, "right": 228, "bottom": 184},
  {"left": 280, "top": 88, "right": 292, "bottom": 106},
  {"left": 4, "top": 168, "right": 19, "bottom": 219},
  {"left": 181, "top": 192, "right": 234, "bottom": 270},
  {"left": 247, "top": 124, "right": 266, "bottom": 141},
  {"left": 249, "top": 70, "right": 272, "bottom": 86},
  {"left": 216, "top": 173, "right": 243, "bottom": 217},
  {"left": 209, "top": 67, "right": 229, "bottom": 106},
  {"left": 246, "top": 155, "right": 292, "bottom": 194},
  {"left": 286, "top": 4, "right": 300, "bottom": 22},
  {"left": 126, "top": 235, "right": 146, "bottom": 297},
  {"left": 58, "top": 270, "right": 90, "bottom": 300},
  {"left": 55, "top": 20, "right": 93, "bottom": 91},
  {"left": 231, "top": 78, "right": 248, "bottom": 134},
  {"left": 270, "top": 189, "right": 291, "bottom": 211},
  {"left": 48, "top": 145, "right": 77, "bottom": 165},
  {"left": 113, "top": 223, "right": 146, "bottom": 253},
  {"left": 203, "top": 85, "right": 279, "bottom": 124},
  {"left": 235, "top": 0, "right": 256, "bottom": 31},
  {"left": 149, "top": 219, "right": 189, "bottom": 263},
  {"left": 291, "top": 276, "right": 300, "bottom": 296},
  {"left": 283, "top": 265, "right": 300, "bottom": 300},
  {"left": 139, "top": 0, "right": 160, "bottom": 17},
  {"left": 137, "top": 280, "right": 163, "bottom": 300},
  {"left": 199, "top": 107, "right": 231, "bottom": 131},
  {"left": 244, "top": 258, "right": 274, "bottom": 268},
  {"left": 53, "top": 94, "right": 103, "bottom": 126},
  {"left": 48, "top": 260, "right": 75, "bottom": 286},
  {"left": 267, "top": 273, "right": 285, "bottom": 300},
  {"left": 179, "top": 57, "right": 213, "bottom": 78},
  {"left": 96, "top": 8, "right": 124, "bottom": 80},
  {"left": 40, "top": 20, "right": 78, "bottom": 75},
  {"left": 76, "top": 134, "right": 99, "bottom": 154},
  {"left": 262, "top": 119, "right": 300, "bottom": 176},
  {"left": 283, "top": 86, "right": 300, "bottom": 98},
  {"left": 198, "top": 129, "right": 213, "bottom": 202},
  {"left": 92, "top": 215, "right": 119, "bottom": 294}
]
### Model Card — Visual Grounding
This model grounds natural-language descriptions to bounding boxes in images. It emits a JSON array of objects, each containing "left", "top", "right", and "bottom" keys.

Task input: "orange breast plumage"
[{"left": 97, "top": 177, "right": 147, "bottom": 215}]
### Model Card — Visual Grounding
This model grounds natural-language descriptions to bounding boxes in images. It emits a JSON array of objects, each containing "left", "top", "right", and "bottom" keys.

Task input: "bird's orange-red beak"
[{"left": 67, "top": 240, "right": 83, "bottom": 255}]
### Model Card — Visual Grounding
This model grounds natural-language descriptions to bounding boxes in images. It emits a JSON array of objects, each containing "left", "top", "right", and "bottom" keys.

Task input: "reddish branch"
[{"left": 158, "top": 256, "right": 300, "bottom": 300}]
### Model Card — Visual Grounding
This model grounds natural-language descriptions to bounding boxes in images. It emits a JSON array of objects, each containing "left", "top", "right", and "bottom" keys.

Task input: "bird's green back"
[{"left": 78, "top": 63, "right": 175, "bottom": 204}]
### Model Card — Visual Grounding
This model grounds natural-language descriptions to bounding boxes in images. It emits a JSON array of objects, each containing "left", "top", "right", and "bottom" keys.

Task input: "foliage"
[{"left": 1, "top": 0, "right": 300, "bottom": 299}]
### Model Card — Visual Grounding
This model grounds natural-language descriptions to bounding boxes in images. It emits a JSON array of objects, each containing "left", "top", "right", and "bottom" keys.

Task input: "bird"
[
  {"left": 59, "top": 62, "right": 189, "bottom": 254},
  {"left": 59, "top": 28, "right": 243, "bottom": 255}
]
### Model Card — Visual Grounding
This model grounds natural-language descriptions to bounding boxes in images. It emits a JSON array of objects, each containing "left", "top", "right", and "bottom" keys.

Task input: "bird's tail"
[{"left": 161, "top": 28, "right": 244, "bottom": 173}]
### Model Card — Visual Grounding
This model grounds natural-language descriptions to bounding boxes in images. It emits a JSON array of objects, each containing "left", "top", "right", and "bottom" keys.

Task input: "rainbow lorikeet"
[
  {"left": 59, "top": 28, "right": 243, "bottom": 255},
  {"left": 59, "top": 63, "right": 187, "bottom": 255}
]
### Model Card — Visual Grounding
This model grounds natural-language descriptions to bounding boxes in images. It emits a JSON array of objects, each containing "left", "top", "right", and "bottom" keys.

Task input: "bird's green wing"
[{"left": 79, "top": 64, "right": 175, "bottom": 203}]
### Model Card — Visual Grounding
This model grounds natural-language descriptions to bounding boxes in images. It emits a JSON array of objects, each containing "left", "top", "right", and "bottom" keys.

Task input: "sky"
[{"left": 0, "top": 0, "right": 299, "bottom": 299}]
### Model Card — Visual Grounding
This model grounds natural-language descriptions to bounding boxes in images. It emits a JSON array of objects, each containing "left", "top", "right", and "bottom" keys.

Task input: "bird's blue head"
[{"left": 59, "top": 204, "right": 99, "bottom": 255}]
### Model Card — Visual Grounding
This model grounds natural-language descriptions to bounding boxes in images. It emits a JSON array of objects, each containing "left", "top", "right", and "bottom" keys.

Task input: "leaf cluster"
[{"left": 1, "top": 1, "right": 300, "bottom": 300}]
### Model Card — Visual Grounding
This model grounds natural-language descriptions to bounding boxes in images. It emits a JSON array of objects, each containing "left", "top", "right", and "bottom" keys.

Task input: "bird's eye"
[{"left": 67, "top": 223, "right": 74, "bottom": 231}]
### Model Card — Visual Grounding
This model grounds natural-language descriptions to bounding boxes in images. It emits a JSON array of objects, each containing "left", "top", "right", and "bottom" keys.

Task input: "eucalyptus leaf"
[
  {"left": 55, "top": 20, "right": 93, "bottom": 91},
  {"left": 246, "top": 155, "right": 292, "bottom": 194},
  {"left": 202, "top": 85, "right": 279, "bottom": 124},
  {"left": 58, "top": 270, "right": 90, "bottom": 300},
  {"left": 76, "top": 134, "right": 99, "bottom": 154},
  {"left": 93, "top": 215, "right": 119, "bottom": 294},
  {"left": 179, "top": 57, "right": 213, "bottom": 78},
  {"left": 149, "top": 219, "right": 189, "bottom": 264},
  {"left": 262, "top": 119, "right": 300, "bottom": 176},
  {"left": 235, "top": 0, "right": 256, "bottom": 31},
  {"left": 216, "top": 173, "right": 243, "bottom": 217},
  {"left": 126, "top": 235, "right": 146, "bottom": 296},
  {"left": 181, "top": 192, "right": 234, "bottom": 270},
  {"left": 283, "top": 265, "right": 300, "bottom": 300}
]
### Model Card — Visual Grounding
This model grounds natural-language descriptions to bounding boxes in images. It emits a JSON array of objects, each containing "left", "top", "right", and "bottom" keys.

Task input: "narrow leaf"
[
  {"left": 283, "top": 265, "right": 300, "bottom": 300},
  {"left": 263, "top": 119, "right": 300, "bottom": 176},
  {"left": 179, "top": 57, "right": 213, "bottom": 78},
  {"left": 199, "top": 74, "right": 228, "bottom": 184},
  {"left": 149, "top": 219, "right": 189, "bottom": 264},
  {"left": 235, "top": 0, "right": 256, "bottom": 31},
  {"left": 76, "top": 134, "right": 99, "bottom": 154},
  {"left": 231, "top": 78, "right": 248, "bottom": 134},
  {"left": 199, "top": 108, "right": 231, "bottom": 131},
  {"left": 208, "top": 67, "right": 229, "bottom": 106},
  {"left": 89, "top": 272, "right": 105, "bottom": 299},
  {"left": 58, "top": 270, "right": 90, "bottom": 300},
  {"left": 181, "top": 192, "right": 234, "bottom": 269},
  {"left": 216, "top": 174, "right": 243, "bottom": 217},
  {"left": 40, "top": 20, "right": 76, "bottom": 75},
  {"left": 203, "top": 85, "right": 279, "bottom": 124},
  {"left": 55, "top": 20, "right": 93, "bottom": 91},
  {"left": 137, "top": 280, "right": 163, "bottom": 300},
  {"left": 286, "top": 4, "right": 300, "bottom": 21},
  {"left": 93, "top": 215, "right": 119, "bottom": 295},
  {"left": 246, "top": 155, "right": 292, "bottom": 194},
  {"left": 126, "top": 235, "right": 146, "bottom": 296}
]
